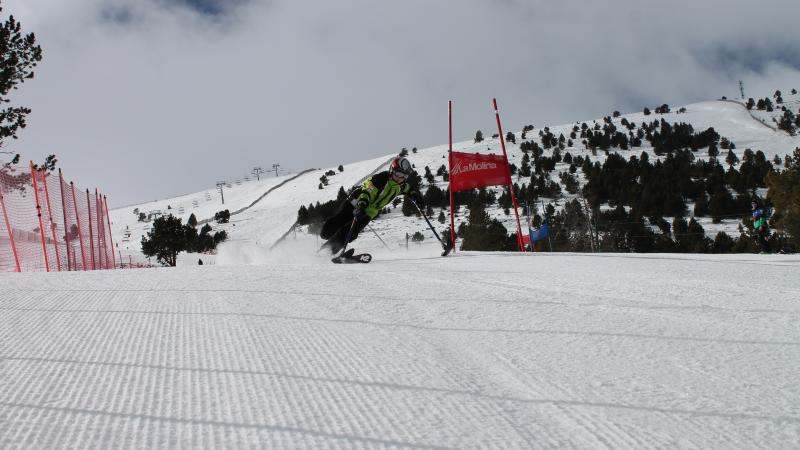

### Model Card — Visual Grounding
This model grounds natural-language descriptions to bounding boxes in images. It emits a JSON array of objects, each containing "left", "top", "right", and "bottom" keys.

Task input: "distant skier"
[
  {"left": 320, "top": 157, "right": 422, "bottom": 255},
  {"left": 751, "top": 200, "right": 770, "bottom": 253}
]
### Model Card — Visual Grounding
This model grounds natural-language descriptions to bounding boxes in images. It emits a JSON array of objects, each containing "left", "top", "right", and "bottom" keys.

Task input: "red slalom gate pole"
[
  {"left": 96, "top": 189, "right": 108, "bottom": 269},
  {"left": 41, "top": 170, "right": 62, "bottom": 271},
  {"left": 71, "top": 182, "right": 88, "bottom": 270},
  {"left": 448, "top": 100, "right": 456, "bottom": 252},
  {"left": 30, "top": 163, "right": 51, "bottom": 271},
  {"left": 104, "top": 195, "right": 116, "bottom": 269},
  {"left": 492, "top": 98, "right": 525, "bottom": 252},
  {"left": 59, "top": 170, "right": 72, "bottom": 271},
  {"left": 0, "top": 188, "right": 21, "bottom": 272},
  {"left": 86, "top": 189, "right": 96, "bottom": 270}
]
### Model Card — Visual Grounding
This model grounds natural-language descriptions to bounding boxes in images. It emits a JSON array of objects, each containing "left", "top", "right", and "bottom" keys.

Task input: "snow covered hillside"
[
  {"left": 2, "top": 250, "right": 798, "bottom": 448},
  {"left": 110, "top": 95, "right": 800, "bottom": 264}
]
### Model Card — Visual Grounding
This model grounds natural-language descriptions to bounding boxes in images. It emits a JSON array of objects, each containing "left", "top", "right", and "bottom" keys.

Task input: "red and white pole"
[{"left": 492, "top": 98, "right": 525, "bottom": 252}]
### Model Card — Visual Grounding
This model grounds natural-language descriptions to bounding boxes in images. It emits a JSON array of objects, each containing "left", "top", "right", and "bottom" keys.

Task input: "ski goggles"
[{"left": 391, "top": 171, "right": 409, "bottom": 180}]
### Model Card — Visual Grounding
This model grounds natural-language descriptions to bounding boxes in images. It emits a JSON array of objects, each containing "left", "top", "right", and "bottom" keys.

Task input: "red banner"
[{"left": 448, "top": 151, "right": 511, "bottom": 193}]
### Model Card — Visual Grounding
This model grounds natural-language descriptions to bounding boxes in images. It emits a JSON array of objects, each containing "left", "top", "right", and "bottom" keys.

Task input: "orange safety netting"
[{"left": 0, "top": 163, "right": 118, "bottom": 273}]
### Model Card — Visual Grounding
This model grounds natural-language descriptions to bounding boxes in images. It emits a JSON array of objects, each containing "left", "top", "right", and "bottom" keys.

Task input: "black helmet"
[{"left": 390, "top": 157, "right": 412, "bottom": 179}]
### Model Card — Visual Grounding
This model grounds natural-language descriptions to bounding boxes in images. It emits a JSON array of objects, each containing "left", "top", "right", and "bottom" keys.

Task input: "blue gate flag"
[{"left": 529, "top": 223, "right": 549, "bottom": 242}]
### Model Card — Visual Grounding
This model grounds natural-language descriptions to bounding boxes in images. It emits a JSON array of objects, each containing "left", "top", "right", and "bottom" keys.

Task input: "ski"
[
  {"left": 440, "top": 240, "right": 454, "bottom": 257},
  {"left": 332, "top": 249, "right": 372, "bottom": 264}
]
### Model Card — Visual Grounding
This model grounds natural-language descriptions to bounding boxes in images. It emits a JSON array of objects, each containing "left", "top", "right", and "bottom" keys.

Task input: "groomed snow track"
[{"left": 1, "top": 252, "right": 799, "bottom": 448}]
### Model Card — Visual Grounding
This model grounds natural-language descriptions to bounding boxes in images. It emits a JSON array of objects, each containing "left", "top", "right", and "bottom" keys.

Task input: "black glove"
[{"left": 352, "top": 200, "right": 368, "bottom": 219}]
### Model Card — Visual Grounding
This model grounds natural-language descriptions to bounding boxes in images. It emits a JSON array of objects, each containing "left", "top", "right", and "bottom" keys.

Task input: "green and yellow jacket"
[{"left": 352, "top": 171, "right": 416, "bottom": 219}]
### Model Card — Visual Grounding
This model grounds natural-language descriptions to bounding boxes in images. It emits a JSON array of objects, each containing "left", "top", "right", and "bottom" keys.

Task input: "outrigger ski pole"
[
  {"left": 411, "top": 200, "right": 454, "bottom": 257},
  {"left": 367, "top": 223, "right": 392, "bottom": 251}
]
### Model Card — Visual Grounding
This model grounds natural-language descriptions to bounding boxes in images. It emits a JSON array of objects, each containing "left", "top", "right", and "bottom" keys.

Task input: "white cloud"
[{"left": 4, "top": 0, "right": 800, "bottom": 205}]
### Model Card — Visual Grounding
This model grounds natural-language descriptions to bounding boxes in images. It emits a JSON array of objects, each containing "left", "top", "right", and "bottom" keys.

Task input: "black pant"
[
  {"left": 320, "top": 202, "right": 371, "bottom": 253},
  {"left": 757, "top": 230, "right": 771, "bottom": 253}
]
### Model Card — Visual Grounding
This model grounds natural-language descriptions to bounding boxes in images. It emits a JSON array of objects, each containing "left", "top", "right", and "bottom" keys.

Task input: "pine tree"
[
  {"left": 0, "top": 9, "right": 43, "bottom": 148},
  {"left": 336, "top": 186, "right": 348, "bottom": 203},
  {"left": 214, "top": 209, "right": 230, "bottom": 223},
  {"left": 766, "top": 148, "right": 800, "bottom": 249},
  {"left": 187, "top": 213, "right": 198, "bottom": 228},
  {"left": 474, "top": 130, "right": 483, "bottom": 143},
  {"left": 401, "top": 196, "right": 416, "bottom": 217},
  {"left": 712, "top": 232, "right": 734, "bottom": 253},
  {"left": 460, "top": 202, "right": 508, "bottom": 251},
  {"left": 725, "top": 149, "right": 739, "bottom": 167},
  {"left": 213, "top": 230, "right": 228, "bottom": 245},
  {"left": 141, "top": 215, "right": 189, "bottom": 267},
  {"left": 297, "top": 205, "right": 310, "bottom": 224}
]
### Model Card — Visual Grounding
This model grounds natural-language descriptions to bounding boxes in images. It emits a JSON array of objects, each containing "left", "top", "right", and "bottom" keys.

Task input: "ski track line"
[
  {"left": 385, "top": 267, "right": 800, "bottom": 315},
  {"left": 392, "top": 275, "right": 735, "bottom": 449},
  {"left": 335, "top": 302, "right": 550, "bottom": 448},
  {"left": 2, "top": 304, "right": 799, "bottom": 348},
  {"left": 1, "top": 294, "right": 465, "bottom": 447},
  {"left": 488, "top": 352, "right": 750, "bottom": 450},
  {"left": 489, "top": 352, "right": 643, "bottom": 450},
  {"left": 385, "top": 265, "right": 800, "bottom": 447},
  {"left": 0, "top": 401, "right": 454, "bottom": 449},
  {"left": 384, "top": 268, "right": 800, "bottom": 344},
  {"left": 274, "top": 271, "right": 542, "bottom": 448},
  {"left": 5, "top": 283, "right": 800, "bottom": 315},
  {"left": 308, "top": 270, "right": 800, "bottom": 448},
  {"left": 230, "top": 273, "right": 535, "bottom": 448},
  {"left": 3, "top": 257, "right": 799, "bottom": 448}
]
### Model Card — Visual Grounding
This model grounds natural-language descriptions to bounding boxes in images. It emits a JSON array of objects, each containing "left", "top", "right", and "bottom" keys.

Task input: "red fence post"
[
  {"left": 95, "top": 190, "right": 101, "bottom": 268},
  {"left": 86, "top": 189, "right": 96, "bottom": 270},
  {"left": 492, "top": 98, "right": 525, "bottom": 252},
  {"left": 0, "top": 187, "right": 21, "bottom": 272},
  {"left": 71, "top": 182, "right": 87, "bottom": 270},
  {"left": 97, "top": 190, "right": 109, "bottom": 269},
  {"left": 41, "top": 170, "right": 62, "bottom": 271},
  {"left": 59, "top": 169, "right": 72, "bottom": 270},
  {"left": 30, "top": 162, "right": 51, "bottom": 272},
  {"left": 104, "top": 195, "right": 116, "bottom": 269}
]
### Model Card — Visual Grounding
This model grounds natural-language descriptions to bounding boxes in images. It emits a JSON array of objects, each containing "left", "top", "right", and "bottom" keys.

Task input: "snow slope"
[
  {"left": 2, "top": 250, "right": 799, "bottom": 448},
  {"left": 108, "top": 172, "right": 296, "bottom": 264},
  {"left": 109, "top": 96, "right": 800, "bottom": 265}
]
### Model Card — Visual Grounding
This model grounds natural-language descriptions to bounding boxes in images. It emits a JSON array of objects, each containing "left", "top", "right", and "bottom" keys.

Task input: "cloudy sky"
[{"left": 4, "top": 0, "right": 800, "bottom": 206}]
